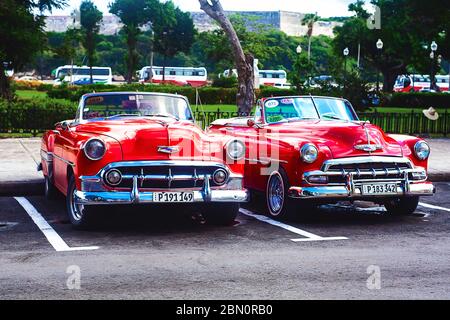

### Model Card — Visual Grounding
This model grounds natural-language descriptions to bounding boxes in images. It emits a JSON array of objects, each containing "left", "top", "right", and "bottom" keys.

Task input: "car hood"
[
  {"left": 74, "top": 118, "right": 212, "bottom": 161},
  {"left": 267, "top": 120, "right": 403, "bottom": 158}
]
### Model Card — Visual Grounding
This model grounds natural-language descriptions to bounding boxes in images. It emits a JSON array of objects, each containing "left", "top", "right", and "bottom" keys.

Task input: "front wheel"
[
  {"left": 265, "top": 170, "right": 295, "bottom": 219},
  {"left": 384, "top": 196, "right": 419, "bottom": 216},
  {"left": 66, "top": 175, "right": 97, "bottom": 229},
  {"left": 203, "top": 203, "right": 239, "bottom": 226}
]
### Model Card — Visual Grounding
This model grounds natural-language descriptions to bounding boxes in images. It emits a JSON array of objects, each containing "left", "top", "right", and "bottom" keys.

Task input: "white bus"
[
  {"left": 222, "top": 69, "right": 288, "bottom": 87},
  {"left": 54, "top": 65, "right": 113, "bottom": 85},
  {"left": 394, "top": 74, "right": 449, "bottom": 92},
  {"left": 139, "top": 66, "right": 208, "bottom": 87}
]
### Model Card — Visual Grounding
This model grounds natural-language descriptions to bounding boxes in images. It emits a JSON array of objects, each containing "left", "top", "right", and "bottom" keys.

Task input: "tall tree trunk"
[
  {"left": 382, "top": 67, "right": 403, "bottom": 93},
  {"left": 0, "top": 63, "right": 12, "bottom": 101},
  {"left": 199, "top": 0, "right": 255, "bottom": 116},
  {"left": 126, "top": 27, "right": 137, "bottom": 84}
]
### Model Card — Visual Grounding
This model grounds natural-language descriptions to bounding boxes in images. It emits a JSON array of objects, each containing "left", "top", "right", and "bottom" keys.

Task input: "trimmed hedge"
[
  {"left": 383, "top": 92, "right": 450, "bottom": 108},
  {"left": 0, "top": 98, "right": 77, "bottom": 135},
  {"left": 46, "top": 83, "right": 297, "bottom": 105}
]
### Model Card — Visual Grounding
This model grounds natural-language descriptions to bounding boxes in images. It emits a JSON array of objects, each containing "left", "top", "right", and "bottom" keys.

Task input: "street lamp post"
[
  {"left": 296, "top": 45, "right": 304, "bottom": 85},
  {"left": 343, "top": 47, "right": 349, "bottom": 91},
  {"left": 430, "top": 41, "right": 438, "bottom": 90},
  {"left": 376, "top": 39, "right": 384, "bottom": 94}
]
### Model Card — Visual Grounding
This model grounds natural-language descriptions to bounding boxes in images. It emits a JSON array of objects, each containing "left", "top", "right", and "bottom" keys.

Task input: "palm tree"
[{"left": 301, "top": 13, "right": 319, "bottom": 62}]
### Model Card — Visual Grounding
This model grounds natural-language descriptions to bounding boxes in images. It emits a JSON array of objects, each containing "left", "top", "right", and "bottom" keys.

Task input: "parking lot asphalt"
[{"left": 1, "top": 183, "right": 450, "bottom": 300}]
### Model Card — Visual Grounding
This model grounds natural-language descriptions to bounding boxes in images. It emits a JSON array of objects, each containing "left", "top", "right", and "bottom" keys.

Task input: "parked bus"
[
  {"left": 222, "top": 69, "right": 288, "bottom": 87},
  {"left": 138, "top": 66, "right": 208, "bottom": 87},
  {"left": 394, "top": 74, "right": 449, "bottom": 92},
  {"left": 54, "top": 65, "right": 113, "bottom": 85}
]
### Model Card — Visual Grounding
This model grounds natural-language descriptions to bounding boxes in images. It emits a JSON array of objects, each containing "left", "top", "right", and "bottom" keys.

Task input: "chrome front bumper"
[
  {"left": 288, "top": 165, "right": 436, "bottom": 200},
  {"left": 288, "top": 182, "right": 435, "bottom": 199},
  {"left": 75, "top": 161, "right": 249, "bottom": 205},
  {"left": 75, "top": 189, "right": 249, "bottom": 205}
]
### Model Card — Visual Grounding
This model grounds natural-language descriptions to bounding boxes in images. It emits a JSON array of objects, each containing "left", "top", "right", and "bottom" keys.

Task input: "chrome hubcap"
[
  {"left": 268, "top": 173, "right": 284, "bottom": 215},
  {"left": 70, "top": 189, "right": 84, "bottom": 221}
]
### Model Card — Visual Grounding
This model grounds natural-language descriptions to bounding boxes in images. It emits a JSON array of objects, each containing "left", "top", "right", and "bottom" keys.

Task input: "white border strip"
[
  {"left": 419, "top": 202, "right": 450, "bottom": 213},
  {"left": 14, "top": 197, "right": 99, "bottom": 252},
  {"left": 239, "top": 208, "right": 348, "bottom": 242}
]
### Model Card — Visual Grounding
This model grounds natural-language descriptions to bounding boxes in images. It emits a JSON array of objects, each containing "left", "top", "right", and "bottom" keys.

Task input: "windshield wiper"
[
  {"left": 321, "top": 114, "right": 346, "bottom": 121},
  {"left": 287, "top": 117, "right": 318, "bottom": 122},
  {"left": 106, "top": 114, "right": 142, "bottom": 119},
  {"left": 146, "top": 113, "right": 180, "bottom": 121}
]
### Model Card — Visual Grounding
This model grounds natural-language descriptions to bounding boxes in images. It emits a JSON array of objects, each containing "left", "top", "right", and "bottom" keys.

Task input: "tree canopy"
[
  {"left": 333, "top": 0, "right": 449, "bottom": 91},
  {"left": 0, "top": 0, "right": 67, "bottom": 99}
]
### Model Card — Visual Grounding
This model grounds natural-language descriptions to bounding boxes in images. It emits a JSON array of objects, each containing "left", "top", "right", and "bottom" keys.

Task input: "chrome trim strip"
[
  {"left": 50, "top": 152, "right": 75, "bottom": 167},
  {"left": 40, "top": 149, "right": 52, "bottom": 162}
]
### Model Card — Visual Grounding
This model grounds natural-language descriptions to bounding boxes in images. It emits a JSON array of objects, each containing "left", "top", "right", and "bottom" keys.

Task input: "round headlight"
[
  {"left": 414, "top": 141, "right": 430, "bottom": 160},
  {"left": 300, "top": 143, "right": 318, "bottom": 163},
  {"left": 83, "top": 138, "right": 106, "bottom": 161},
  {"left": 213, "top": 169, "right": 228, "bottom": 185},
  {"left": 105, "top": 169, "right": 122, "bottom": 186},
  {"left": 226, "top": 139, "right": 246, "bottom": 161}
]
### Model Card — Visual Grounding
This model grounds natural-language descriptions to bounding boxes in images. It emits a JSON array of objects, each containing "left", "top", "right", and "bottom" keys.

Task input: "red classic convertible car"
[
  {"left": 208, "top": 96, "right": 435, "bottom": 219},
  {"left": 39, "top": 92, "right": 249, "bottom": 228}
]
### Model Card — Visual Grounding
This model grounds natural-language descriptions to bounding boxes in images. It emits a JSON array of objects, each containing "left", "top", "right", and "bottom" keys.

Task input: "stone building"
[{"left": 45, "top": 11, "right": 341, "bottom": 37}]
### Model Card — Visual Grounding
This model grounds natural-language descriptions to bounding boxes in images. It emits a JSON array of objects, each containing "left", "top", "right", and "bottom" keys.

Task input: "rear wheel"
[
  {"left": 203, "top": 203, "right": 239, "bottom": 226},
  {"left": 44, "top": 175, "right": 58, "bottom": 200},
  {"left": 384, "top": 196, "right": 419, "bottom": 216},
  {"left": 66, "top": 175, "right": 97, "bottom": 229}
]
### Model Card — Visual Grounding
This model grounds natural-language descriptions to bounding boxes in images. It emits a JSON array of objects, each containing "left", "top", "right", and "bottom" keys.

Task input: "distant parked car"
[{"left": 17, "top": 76, "right": 39, "bottom": 81}]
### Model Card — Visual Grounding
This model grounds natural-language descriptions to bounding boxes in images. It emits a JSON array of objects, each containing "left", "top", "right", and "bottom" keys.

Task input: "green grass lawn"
[{"left": 15, "top": 90, "right": 47, "bottom": 99}]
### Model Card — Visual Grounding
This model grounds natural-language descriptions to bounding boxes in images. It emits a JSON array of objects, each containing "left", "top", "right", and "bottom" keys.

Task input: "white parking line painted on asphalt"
[
  {"left": 14, "top": 197, "right": 99, "bottom": 252},
  {"left": 239, "top": 208, "right": 348, "bottom": 242},
  {"left": 419, "top": 202, "right": 450, "bottom": 213}
]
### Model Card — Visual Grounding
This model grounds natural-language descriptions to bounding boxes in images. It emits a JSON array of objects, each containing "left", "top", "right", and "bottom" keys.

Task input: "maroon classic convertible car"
[
  {"left": 39, "top": 92, "right": 249, "bottom": 228},
  {"left": 208, "top": 96, "right": 435, "bottom": 219}
]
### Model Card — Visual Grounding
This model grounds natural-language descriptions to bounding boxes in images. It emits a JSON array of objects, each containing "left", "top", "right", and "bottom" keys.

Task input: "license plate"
[
  {"left": 152, "top": 192, "right": 194, "bottom": 203},
  {"left": 362, "top": 183, "right": 397, "bottom": 195}
]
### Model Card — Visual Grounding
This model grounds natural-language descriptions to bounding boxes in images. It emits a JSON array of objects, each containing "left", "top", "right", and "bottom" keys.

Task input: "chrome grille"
[
  {"left": 102, "top": 163, "right": 227, "bottom": 190},
  {"left": 323, "top": 157, "right": 413, "bottom": 183}
]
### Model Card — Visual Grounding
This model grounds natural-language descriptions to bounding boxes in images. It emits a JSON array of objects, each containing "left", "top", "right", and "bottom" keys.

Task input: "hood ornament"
[
  {"left": 158, "top": 146, "right": 180, "bottom": 154},
  {"left": 354, "top": 121, "right": 382, "bottom": 153}
]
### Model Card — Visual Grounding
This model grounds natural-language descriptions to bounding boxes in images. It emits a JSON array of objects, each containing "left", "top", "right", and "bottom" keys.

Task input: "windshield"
[
  {"left": 80, "top": 94, "right": 193, "bottom": 121},
  {"left": 263, "top": 97, "right": 358, "bottom": 123}
]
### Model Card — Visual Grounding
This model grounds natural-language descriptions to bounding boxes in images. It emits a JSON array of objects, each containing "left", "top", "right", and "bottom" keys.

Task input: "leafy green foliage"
[
  {"left": 333, "top": 0, "right": 450, "bottom": 92},
  {"left": 152, "top": 1, "right": 196, "bottom": 63},
  {"left": 0, "top": 0, "right": 67, "bottom": 99},
  {"left": 109, "top": 0, "right": 149, "bottom": 82}
]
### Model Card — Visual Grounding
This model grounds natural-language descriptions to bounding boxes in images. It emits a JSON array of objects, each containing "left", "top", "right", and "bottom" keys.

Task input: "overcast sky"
[{"left": 51, "top": 0, "right": 355, "bottom": 18}]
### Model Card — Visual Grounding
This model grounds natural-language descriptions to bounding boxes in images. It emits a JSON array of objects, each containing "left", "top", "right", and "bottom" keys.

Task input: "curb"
[
  {"left": 0, "top": 180, "right": 44, "bottom": 196},
  {"left": 428, "top": 173, "right": 450, "bottom": 183}
]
